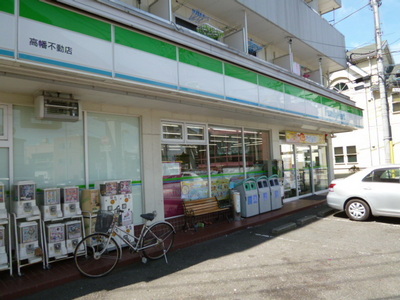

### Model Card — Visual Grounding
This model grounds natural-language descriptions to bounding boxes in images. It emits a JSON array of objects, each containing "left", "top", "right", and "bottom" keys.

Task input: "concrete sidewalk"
[{"left": 0, "top": 197, "right": 327, "bottom": 300}]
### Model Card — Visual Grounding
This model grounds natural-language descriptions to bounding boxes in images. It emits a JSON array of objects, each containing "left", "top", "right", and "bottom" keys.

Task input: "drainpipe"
[
  {"left": 288, "top": 38, "right": 293, "bottom": 73},
  {"left": 318, "top": 57, "right": 323, "bottom": 85}
]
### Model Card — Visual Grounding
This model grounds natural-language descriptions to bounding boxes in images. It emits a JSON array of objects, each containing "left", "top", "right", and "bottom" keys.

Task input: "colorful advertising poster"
[
  {"left": 181, "top": 180, "right": 208, "bottom": 200},
  {"left": 285, "top": 131, "right": 325, "bottom": 145},
  {"left": 211, "top": 178, "right": 230, "bottom": 200}
]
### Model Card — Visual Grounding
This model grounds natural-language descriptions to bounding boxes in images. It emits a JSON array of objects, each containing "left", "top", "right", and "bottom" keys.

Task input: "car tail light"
[{"left": 328, "top": 183, "right": 336, "bottom": 192}]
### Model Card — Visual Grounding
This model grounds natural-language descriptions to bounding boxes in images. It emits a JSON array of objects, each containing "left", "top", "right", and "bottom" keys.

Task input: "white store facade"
[{"left": 0, "top": 0, "right": 362, "bottom": 224}]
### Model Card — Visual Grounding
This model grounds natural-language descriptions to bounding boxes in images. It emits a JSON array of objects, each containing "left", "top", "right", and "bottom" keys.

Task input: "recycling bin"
[
  {"left": 236, "top": 178, "right": 259, "bottom": 217},
  {"left": 256, "top": 176, "right": 272, "bottom": 213},
  {"left": 269, "top": 175, "right": 283, "bottom": 210}
]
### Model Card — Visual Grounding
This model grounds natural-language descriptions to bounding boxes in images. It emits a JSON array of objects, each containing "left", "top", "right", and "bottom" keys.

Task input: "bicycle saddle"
[{"left": 141, "top": 213, "right": 155, "bottom": 221}]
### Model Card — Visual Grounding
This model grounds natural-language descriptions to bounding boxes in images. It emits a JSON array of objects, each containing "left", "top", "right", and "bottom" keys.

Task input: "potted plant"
[{"left": 196, "top": 23, "right": 224, "bottom": 40}]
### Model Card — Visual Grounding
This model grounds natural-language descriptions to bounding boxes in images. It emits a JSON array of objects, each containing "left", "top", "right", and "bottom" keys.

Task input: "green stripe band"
[
  {"left": 179, "top": 48, "right": 223, "bottom": 73},
  {"left": 20, "top": 0, "right": 111, "bottom": 41},
  {"left": 0, "top": 0, "right": 14, "bottom": 14},
  {"left": 115, "top": 26, "right": 176, "bottom": 60}
]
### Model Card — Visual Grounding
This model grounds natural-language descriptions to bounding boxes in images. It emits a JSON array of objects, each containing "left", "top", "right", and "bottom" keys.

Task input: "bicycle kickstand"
[{"left": 163, "top": 248, "right": 169, "bottom": 264}]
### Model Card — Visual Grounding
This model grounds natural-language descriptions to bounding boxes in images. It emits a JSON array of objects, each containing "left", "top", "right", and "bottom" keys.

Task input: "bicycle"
[{"left": 74, "top": 206, "right": 175, "bottom": 278}]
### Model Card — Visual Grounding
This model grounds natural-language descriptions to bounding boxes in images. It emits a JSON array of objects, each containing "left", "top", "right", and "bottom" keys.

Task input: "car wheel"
[{"left": 345, "top": 199, "right": 370, "bottom": 221}]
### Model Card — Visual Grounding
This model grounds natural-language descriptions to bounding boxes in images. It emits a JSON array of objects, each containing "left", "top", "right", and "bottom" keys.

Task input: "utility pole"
[{"left": 370, "top": 0, "right": 392, "bottom": 164}]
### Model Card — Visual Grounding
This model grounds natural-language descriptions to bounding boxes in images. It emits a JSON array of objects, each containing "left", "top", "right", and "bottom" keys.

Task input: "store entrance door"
[
  {"left": 296, "top": 145, "right": 312, "bottom": 196},
  {"left": 311, "top": 145, "right": 329, "bottom": 192}
]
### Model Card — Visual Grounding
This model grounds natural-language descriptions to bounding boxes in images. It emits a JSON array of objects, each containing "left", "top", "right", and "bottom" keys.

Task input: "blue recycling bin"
[
  {"left": 269, "top": 175, "right": 283, "bottom": 210},
  {"left": 236, "top": 178, "right": 259, "bottom": 217},
  {"left": 256, "top": 176, "right": 271, "bottom": 213}
]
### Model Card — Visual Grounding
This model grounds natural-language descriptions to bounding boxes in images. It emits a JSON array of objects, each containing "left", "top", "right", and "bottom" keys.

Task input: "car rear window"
[{"left": 362, "top": 168, "right": 400, "bottom": 183}]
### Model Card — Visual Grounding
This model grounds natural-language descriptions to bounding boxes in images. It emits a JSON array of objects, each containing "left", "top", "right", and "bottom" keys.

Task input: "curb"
[
  {"left": 272, "top": 206, "right": 333, "bottom": 236},
  {"left": 271, "top": 222, "right": 297, "bottom": 235},
  {"left": 296, "top": 215, "right": 318, "bottom": 226},
  {"left": 317, "top": 207, "right": 336, "bottom": 217}
]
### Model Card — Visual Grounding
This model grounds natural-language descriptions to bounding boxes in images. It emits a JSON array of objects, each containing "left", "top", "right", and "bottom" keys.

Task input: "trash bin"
[
  {"left": 236, "top": 178, "right": 259, "bottom": 217},
  {"left": 256, "top": 176, "right": 272, "bottom": 213},
  {"left": 231, "top": 190, "right": 241, "bottom": 221},
  {"left": 269, "top": 175, "right": 283, "bottom": 210}
]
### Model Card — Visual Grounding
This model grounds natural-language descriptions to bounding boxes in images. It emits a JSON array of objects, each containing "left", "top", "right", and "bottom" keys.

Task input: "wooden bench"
[{"left": 183, "top": 197, "right": 230, "bottom": 230}]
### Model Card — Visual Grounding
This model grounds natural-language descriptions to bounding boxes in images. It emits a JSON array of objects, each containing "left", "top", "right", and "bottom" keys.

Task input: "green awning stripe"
[
  {"left": 20, "top": 0, "right": 111, "bottom": 41},
  {"left": 225, "top": 63, "right": 258, "bottom": 84},
  {"left": 179, "top": 48, "right": 223, "bottom": 73},
  {"left": 0, "top": 0, "right": 14, "bottom": 14},
  {"left": 115, "top": 26, "right": 176, "bottom": 60}
]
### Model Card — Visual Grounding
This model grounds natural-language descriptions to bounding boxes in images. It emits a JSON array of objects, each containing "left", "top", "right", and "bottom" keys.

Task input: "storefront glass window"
[
  {"left": 244, "top": 129, "right": 270, "bottom": 178},
  {"left": 296, "top": 145, "right": 312, "bottom": 196},
  {"left": 186, "top": 124, "right": 206, "bottom": 142},
  {"left": 162, "top": 123, "right": 272, "bottom": 218},
  {"left": 87, "top": 113, "right": 141, "bottom": 181},
  {"left": 162, "top": 122, "right": 183, "bottom": 141},
  {"left": 162, "top": 144, "right": 208, "bottom": 218},
  {"left": 208, "top": 126, "right": 244, "bottom": 204},
  {"left": 87, "top": 112, "right": 142, "bottom": 220},
  {"left": 312, "top": 145, "right": 328, "bottom": 191},
  {"left": 281, "top": 144, "right": 297, "bottom": 198},
  {"left": 13, "top": 106, "right": 84, "bottom": 187}
]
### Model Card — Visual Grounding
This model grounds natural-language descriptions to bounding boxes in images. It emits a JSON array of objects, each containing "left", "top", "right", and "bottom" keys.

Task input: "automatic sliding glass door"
[
  {"left": 295, "top": 145, "right": 312, "bottom": 196},
  {"left": 312, "top": 145, "right": 328, "bottom": 192}
]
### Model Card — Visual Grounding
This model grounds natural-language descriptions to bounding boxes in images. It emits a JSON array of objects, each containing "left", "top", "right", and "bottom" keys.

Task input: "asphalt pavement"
[{"left": 20, "top": 204, "right": 400, "bottom": 300}]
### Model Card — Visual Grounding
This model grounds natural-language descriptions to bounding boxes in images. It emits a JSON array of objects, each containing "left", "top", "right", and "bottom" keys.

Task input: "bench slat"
[
  {"left": 183, "top": 197, "right": 229, "bottom": 217},
  {"left": 183, "top": 197, "right": 230, "bottom": 230}
]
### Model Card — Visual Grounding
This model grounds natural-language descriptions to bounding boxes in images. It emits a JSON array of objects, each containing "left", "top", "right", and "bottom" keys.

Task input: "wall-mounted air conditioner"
[{"left": 35, "top": 95, "right": 82, "bottom": 122}]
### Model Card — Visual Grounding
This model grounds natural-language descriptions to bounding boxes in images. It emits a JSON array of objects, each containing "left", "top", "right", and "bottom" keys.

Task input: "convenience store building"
[{"left": 0, "top": 0, "right": 362, "bottom": 224}]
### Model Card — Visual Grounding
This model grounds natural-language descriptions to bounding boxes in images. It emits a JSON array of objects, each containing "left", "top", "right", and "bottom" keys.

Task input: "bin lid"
[{"left": 257, "top": 175, "right": 268, "bottom": 181}]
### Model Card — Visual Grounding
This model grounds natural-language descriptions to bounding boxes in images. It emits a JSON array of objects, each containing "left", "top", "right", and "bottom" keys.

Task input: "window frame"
[
  {"left": 0, "top": 104, "right": 8, "bottom": 140},
  {"left": 334, "top": 145, "right": 358, "bottom": 165},
  {"left": 161, "top": 121, "right": 207, "bottom": 145}
]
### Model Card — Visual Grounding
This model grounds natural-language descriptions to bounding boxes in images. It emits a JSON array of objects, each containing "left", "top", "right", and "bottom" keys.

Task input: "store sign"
[
  {"left": 29, "top": 37, "right": 73, "bottom": 55},
  {"left": 18, "top": 17, "right": 113, "bottom": 76},
  {"left": 285, "top": 131, "right": 325, "bottom": 144},
  {"left": 392, "top": 88, "right": 400, "bottom": 93}
]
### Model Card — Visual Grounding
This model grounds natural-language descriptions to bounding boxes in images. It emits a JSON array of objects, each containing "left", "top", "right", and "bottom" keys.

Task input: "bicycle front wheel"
[
  {"left": 141, "top": 222, "right": 175, "bottom": 260},
  {"left": 74, "top": 233, "right": 120, "bottom": 278}
]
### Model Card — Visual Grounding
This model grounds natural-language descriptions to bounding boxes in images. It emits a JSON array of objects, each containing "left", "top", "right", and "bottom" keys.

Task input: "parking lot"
[{"left": 23, "top": 207, "right": 400, "bottom": 300}]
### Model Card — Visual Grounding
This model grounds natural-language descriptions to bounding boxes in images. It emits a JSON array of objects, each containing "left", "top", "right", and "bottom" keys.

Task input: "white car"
[{"left": 327, "top": 165, "right": 400, "bottom": 221}]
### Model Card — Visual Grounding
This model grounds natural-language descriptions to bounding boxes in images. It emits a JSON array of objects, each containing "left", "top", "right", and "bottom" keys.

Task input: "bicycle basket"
[{"left": 95, "top": 210, "right": 114, "bottom": 233}]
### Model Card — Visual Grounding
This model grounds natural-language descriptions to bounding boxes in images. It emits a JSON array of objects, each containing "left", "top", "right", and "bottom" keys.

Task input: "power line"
[{"left": 333, "top": 3, "right": 370, "bottom": 26}]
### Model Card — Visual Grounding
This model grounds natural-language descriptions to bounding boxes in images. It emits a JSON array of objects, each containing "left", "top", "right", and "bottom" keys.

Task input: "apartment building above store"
[{"left": 51, "top": 0, "right": 346, "bottom": 88}]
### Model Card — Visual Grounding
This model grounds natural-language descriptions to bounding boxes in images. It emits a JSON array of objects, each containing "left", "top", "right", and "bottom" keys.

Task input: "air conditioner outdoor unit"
[{"left": 35, "top": 95, "right": 82, "bottom": 122}]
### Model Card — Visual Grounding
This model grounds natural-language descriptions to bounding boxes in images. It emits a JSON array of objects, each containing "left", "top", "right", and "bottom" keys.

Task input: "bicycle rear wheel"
[
  {"left": 141, "top": 222, "right": 175, "bottom": 260},
  {"left": 74, "top": 233, "right": 120, "bottom": 278}
]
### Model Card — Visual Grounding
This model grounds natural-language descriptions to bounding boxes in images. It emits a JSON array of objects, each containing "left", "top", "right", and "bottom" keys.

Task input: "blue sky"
[{"left": 324, "top": 0, "right": 400, "bottom": 64}]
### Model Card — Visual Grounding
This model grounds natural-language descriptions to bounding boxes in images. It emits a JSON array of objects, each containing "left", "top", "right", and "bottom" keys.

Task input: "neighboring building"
[
  {"left": 329, "top": 43, "right": 399, "bottom": 177},
  {"left": 0, "top": 0, "right": 361, "bottom": 224}
]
